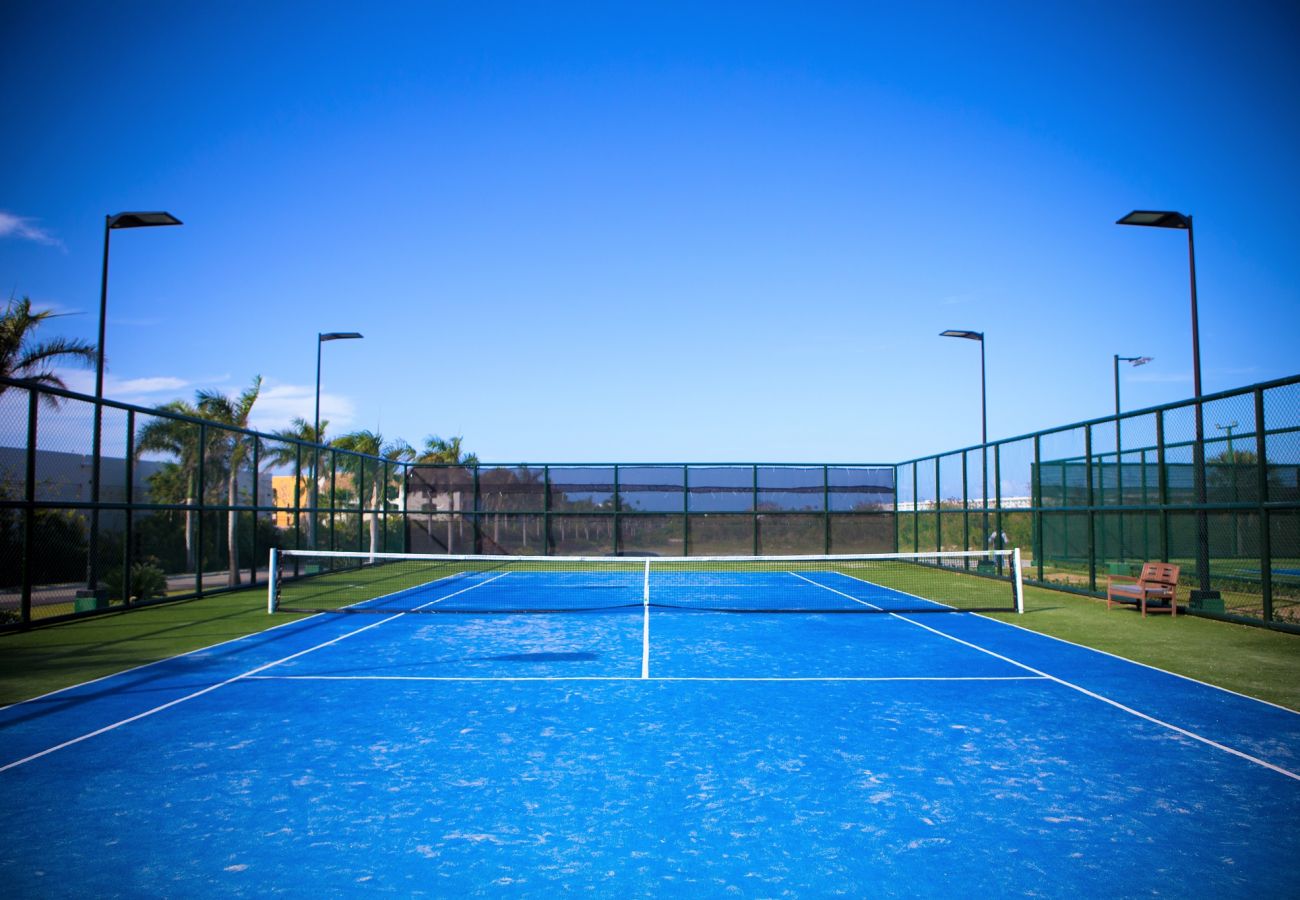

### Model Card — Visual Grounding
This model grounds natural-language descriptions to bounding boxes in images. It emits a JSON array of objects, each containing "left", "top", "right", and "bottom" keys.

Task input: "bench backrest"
[{"left": 1137, "top": 562, "right": 1180, "bottom": 589}]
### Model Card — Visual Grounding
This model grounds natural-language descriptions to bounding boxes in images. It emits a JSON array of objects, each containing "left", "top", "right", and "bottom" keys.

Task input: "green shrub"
[{"left": 103, "top": 557, "right": 169, "bottom": 604}]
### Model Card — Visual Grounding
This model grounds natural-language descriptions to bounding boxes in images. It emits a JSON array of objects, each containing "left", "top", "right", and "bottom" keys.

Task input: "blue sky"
[{"left": 2, "top": 1, "right": 1298, "bottom": 463}]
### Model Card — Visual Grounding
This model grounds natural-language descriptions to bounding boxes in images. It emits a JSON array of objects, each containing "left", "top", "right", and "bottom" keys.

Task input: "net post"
[
  {"left": 1012, "top": 546, "right": 1025, "bottom": 614},
  {"left": 643, "top": 558, "right": 651, "bottom": 602},
  {"left": 267, "top": 548, "right": 279, "bottom": 614}
]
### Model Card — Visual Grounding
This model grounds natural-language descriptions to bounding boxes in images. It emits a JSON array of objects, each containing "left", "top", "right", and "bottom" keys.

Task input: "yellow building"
[{"left": 271, "top": 475, "right": 310, "bottom": 527}]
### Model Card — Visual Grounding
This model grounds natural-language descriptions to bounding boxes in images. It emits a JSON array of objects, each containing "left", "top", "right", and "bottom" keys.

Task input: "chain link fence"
[
  {"left": 404, "top": 463, "right": 896, "bottom": 557},
  {"left": 0, "top": 377, "right": 402, "bottom": 626},
  {"left": 3, "top": 372, "right": 1297, "bottom": 631},
  {"left": 897, "top": 374, "right": 1300, "bottom": 629}
]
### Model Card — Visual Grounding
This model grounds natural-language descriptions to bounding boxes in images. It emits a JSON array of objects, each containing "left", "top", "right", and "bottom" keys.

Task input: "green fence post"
[
  {"left": 961, "top": 452, "right": 970, "bottom": 555},
  {"left": 1140, "top": 447, "right": 1151, "bottom": 561},
  {"left": 912, "top": 463, "right": 919, "bottom": 554},
  {"left": 293, "top": 444, "right": 303, "bottom": 560},
  {"left": 196, "top": 423, "right": 205, "bottom": 596},
  {"left": 1033, "top": 434, "right": 1044, "bottom": 583},
  {"left": 611, "top": 465, "right": 618, "bottom": 556},
  {"left": 401, "top": 462, "right": 410, "bottom": 554},
  {"left": 379, "top": 459, "right": 388, "bottom": 553},
  {"left": 1116, "top": 410, "right": 1125, "bottom": 563},
  {"left": 752, "top": 465, "right": 759, "bottom": 557},
  {"left": 123, "top": 409, "right": 135, "bottom": 604},
  {"left": 20, "top": 388, "right": 38, "bottom": 626},
  {"left": 356, "top": 455, "right": 364, "bottom": 554},
  {"left": 329, "top": 451, "right": 337, "bottom": 553},
  {"left": 1085, "top": 426, "right": 1097, "bottom": 591},
  {"left": 682, "top": 465, "right": 690, "bottom": 557},
  {"left": 1255, "top": 387, "right": 1272, "bottom": 620},
  {"left": 1157, "top": 410, "right": 1170, "bottom": 564},
  {"left": 826, "top": 465, "right": 833, "bottom": 555},
  {"left": 543, "top": 464, "right": 551, "bottom": 556},
  {"left": 251, "top": 435, "right": 260, "bottom": 585},
  {"left": 994, "top": 443, "right": 1003, "bottom": 574},
  {"left": 473, "top": 464, "right": 482, "bottom": 555},
  {"left": 934, "top": 457, "right": 942, "bottom": 552}
]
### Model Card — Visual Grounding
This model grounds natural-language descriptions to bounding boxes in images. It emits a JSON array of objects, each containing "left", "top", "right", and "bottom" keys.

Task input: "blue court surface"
[{"left": 2, "top": 570, "right": 1299, "bottom": 896}]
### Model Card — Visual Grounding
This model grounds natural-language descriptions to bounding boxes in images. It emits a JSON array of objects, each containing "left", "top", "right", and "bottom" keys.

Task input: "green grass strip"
[{"left": 1, "top": 579, "right": 1297, "bottom": 710}]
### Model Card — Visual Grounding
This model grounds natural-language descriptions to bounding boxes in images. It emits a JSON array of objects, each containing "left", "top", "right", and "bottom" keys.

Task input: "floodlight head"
[
  {"left": 1116, "top": 210, "right": 1190, "bottom": 229},
  {"left": 1117, "top": 355, "right": 1153, "bottom": 367},
  {"left": 108, "top": 211, "right": 183, "bottom": 229},
  {"left": 940, "top": 329, "right": 983, "bottom": 342},
  {"left": 319, "top": 332, "right": 364, "bottom": 342}
]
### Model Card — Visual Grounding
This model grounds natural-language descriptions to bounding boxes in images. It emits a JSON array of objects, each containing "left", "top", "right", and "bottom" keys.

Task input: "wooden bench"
[{"left": 1106, "top": 562, "right": 1181, "bottom": 617}]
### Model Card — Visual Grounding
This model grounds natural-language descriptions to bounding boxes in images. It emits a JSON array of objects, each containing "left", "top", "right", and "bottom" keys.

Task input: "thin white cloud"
[
  {"left": 40, "top": 369, "right": 356, "bottom": 435},
  {"left": 112, "top": 375, "right": 190, "bottom": 394},
  {"left": 248, "top": 381, "right": 356, "bottom": 434},
  {"left": 0, "top": 211, "right": 65, "bottom": 250},
  {"left": 57, "top": 369, "right": 194, "bottom": 404}
]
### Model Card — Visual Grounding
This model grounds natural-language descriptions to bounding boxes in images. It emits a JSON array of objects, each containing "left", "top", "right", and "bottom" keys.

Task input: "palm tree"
[
  {"left": 0, "top": 296, "right": 97, "bottom": 402},
  {"left": 383, "top": 439, "right": 416, "bottom": 535},
  {"left": 134, "top": 400, "right": 204, "bottom": 571},
  {"left": 195, "top": 377, "right": 262, "bottom": 586},
  {"left": 413, "top": 435, "right": 478, "bottom": 550},
  {"left": 333, "top": 430, "right": 415, "bottom": 558},
  {"left": 416, "top": 435, "right": 479, "bottom": 466},
  {"left": 263, "top": 417, "right": 327, "bottom": 548}
]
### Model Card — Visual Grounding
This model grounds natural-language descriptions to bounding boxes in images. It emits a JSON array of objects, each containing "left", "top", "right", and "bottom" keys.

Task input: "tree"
[
  {"left": 0, "top": 296, "right": 97, "bottom": 402},
  {"left": 333, "top": 430, "right": 414, "bottom": 557},
  {"left": 417, "top": 435, "right": 479, "bottom": 466},
  {"left": 135, "top": 400, "right": 205, "bottom": 571},
  {"left": 263, "top": 417, "right": 327, "bottom": 548},
  {"left": 195, "top": 377, "right": 262, "bottom": 586}
]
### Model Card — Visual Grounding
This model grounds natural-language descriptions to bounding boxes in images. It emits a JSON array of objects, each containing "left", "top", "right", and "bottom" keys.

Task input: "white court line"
[
  {"left": 787, "top": 571, "right": 882, "bottom": 608},
  {"left": 802, "top": 571, "right": 1300, "bottom": 783},
  {"left": 641, "top": 593, "right": 650, "bottom": 679},
  {"left": 0, "top": 572, "right": 510, "bottom": 774},
  {"left": 246, "top": 674, "right": 1047, "bottom": 683},
  {"left": 978, "top": 609, "right": 1300, "bottom": 718}
]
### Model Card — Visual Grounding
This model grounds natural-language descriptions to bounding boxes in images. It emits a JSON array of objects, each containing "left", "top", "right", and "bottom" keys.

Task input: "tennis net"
[{"left": 268, "top": 548, "right": 1023, "bottom": 615}]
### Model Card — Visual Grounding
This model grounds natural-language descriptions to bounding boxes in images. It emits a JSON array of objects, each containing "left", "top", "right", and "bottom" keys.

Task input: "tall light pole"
[
  {"left": 311, "top": 332, "right": 363, "bottom": 548},
  {"left": 940, "top": 330, "right": 988, "bottom": 554},
  {"left": 85, "top": 212, "right": 183, "bottom": 597},
  {"left": 1117, "top": 209, "right": 1215, "bottom": 600},
  {"left": 1113, "top": 355, "right": 1153, "bottom": 563}
]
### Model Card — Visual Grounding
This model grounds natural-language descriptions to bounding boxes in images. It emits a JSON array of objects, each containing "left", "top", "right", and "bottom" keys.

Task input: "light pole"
[
  {"left": 311, "top": 332, "right": 363, "bottom": 548},
  {"left": 1113, "top": 355, "right": 1153, "bottom": 424},
  {"left": 940, "top": 330, "right": 988, "bottom": 555},
  {"left": 1113, "top": 355, "right": 1153, "bottom": 564},
  {"left": 85, "top": 212, "right": 183, "bottom": 597},
  {"left": 1117, "top": 210, "right": 1215, "bottom": 601}
]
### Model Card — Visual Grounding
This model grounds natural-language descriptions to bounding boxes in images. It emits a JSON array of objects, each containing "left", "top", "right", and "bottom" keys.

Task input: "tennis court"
[{"left": 1, "top": 551, "right": 1297, "bottom": 896}]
